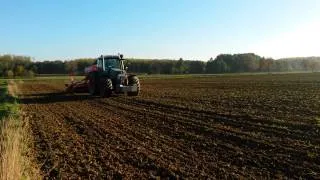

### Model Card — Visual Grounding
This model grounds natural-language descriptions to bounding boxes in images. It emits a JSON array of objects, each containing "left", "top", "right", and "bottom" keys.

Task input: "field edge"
[{"left": 0, "top": 80, "right": 41, "bottom": 180}]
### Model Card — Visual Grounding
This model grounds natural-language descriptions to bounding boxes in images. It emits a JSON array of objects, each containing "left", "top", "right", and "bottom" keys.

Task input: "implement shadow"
[{"left": 20, "top": 92, "right": 99, "bottom": 104}]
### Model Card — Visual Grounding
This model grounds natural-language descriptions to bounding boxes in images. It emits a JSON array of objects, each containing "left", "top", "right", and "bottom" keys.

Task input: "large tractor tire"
[
  {"left": 100, "top": 78, "right": 113, "bottom": 98},
  {"left": 128, "top": 76, "right": 140, "bottom": 96},
  {"left": 88, "top": 73, "right": 98, "bottom": 95}
]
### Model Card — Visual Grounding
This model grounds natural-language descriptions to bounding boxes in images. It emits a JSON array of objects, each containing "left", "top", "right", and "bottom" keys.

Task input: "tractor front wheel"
[
  {"left": 128, "top": 76, "right": 140, "bottom": 96},
  {"left": 100, "top": 78, "right": 113, "bottom": 98}
]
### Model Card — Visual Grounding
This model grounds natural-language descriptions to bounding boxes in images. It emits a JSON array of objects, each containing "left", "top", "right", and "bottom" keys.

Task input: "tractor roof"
[{"left": 98, "top": 55, "right": 121, "bottom": 60}]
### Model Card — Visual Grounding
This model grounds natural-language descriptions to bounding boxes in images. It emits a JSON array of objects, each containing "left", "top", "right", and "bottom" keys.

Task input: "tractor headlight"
[
  {"left": 117, "top": 74, "right": 126, "bottom": 84},
  {"left": 117, "top": 74, "right": 125, "bottom": 80}
]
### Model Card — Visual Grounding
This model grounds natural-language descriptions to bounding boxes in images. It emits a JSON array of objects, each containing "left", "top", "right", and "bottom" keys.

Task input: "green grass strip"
[{"left": 0, "top": 80, "right": 18, "bottom": 120}]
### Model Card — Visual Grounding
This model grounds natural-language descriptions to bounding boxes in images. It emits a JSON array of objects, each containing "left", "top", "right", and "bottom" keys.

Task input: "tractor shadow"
[{"left": 19, "top": 92, "right": 102, "bottom": 104}]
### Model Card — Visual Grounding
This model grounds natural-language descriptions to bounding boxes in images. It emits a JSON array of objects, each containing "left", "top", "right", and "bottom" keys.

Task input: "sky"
[{"left": 0, "top": 0, "right": 319, "bottom": 61}]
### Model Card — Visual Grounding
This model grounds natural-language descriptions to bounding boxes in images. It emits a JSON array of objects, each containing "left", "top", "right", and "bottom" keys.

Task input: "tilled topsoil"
[{"left": 19, "top": 75, "right": 320, "bottom": 179}]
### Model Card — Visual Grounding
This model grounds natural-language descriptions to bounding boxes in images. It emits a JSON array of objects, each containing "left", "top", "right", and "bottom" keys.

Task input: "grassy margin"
[{"left": 0, "top": 80, "right": 40, "bottom": 179}]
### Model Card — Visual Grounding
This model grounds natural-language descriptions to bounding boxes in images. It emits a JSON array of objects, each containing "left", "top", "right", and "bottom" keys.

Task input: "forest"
[{"left": 0, "top": 53, "right": 320, "bottom": 77}]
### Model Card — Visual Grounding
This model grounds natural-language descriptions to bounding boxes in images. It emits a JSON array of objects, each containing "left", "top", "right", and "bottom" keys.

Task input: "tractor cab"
[{"left": 96, "top": 55, "right": 125, "bottom": 72}]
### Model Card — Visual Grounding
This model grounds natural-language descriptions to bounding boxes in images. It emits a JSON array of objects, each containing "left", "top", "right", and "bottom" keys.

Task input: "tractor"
[{"left": 65, "top": 54, "right": 140, "bottom": 97}]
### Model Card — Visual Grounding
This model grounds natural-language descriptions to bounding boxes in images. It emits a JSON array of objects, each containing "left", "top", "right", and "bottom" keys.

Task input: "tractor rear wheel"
[
  {"left": 88, "top": 74, "right": 97, "bottom": 95},
  {"left": 100, "top": 78, "right": 113, "bottom": 98},
  {"left": 128, "top": 76, "right": 140, "bottom": 96}
]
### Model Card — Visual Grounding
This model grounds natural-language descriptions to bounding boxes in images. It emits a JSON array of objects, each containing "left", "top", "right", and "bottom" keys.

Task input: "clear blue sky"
[{"left": 1, "top": 0, "right": 319, "bottom": 60}]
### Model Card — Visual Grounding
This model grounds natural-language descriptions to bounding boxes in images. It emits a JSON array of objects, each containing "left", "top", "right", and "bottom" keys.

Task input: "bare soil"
[{"left": 19, "top": 74, "right": 320, "bottom": 179}]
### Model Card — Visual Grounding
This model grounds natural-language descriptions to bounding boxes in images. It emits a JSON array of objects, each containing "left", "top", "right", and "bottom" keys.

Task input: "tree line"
[
  {"left": 1, "top": 53, "right": 320, "bottom": 77},
  {"left": 206, "top": 54, "right": 320, "bottom": 73}
]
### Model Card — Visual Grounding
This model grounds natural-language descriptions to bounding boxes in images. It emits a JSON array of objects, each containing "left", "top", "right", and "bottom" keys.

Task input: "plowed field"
[{"left": 19, "top": 74, "right": 320, "bottom": 179}]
